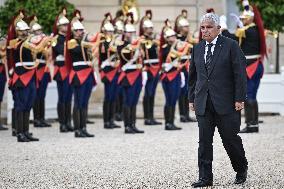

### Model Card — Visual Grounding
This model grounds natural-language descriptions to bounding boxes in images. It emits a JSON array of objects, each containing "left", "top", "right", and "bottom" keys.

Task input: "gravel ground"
[{"left": 0, "top": 116, "right": 283, "bottom": 189}]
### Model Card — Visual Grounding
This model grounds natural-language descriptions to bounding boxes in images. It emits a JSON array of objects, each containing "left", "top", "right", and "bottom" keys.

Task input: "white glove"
[
  {"left": 142, "top": 71, "right": 148, "bottom": 87},
  {"left": 219, "top": 15, "right": 228, "bottom": 30},
  {"left": 180, "top": 72, "right": 185, "bottom": 88},
  {"left": 230, "top": 13, "right": 244, "bottom": 28}
]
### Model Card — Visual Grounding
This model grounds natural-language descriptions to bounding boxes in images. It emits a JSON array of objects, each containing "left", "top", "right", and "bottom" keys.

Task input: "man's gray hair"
[{"left": 200, "top": 13, "right": 220, "bottom": 26}]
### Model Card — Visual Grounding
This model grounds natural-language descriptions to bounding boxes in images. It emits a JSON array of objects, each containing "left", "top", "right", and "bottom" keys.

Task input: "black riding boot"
[
  {"left": 12, "top": 108, "right": 17, "bottom": 136},
  {"left": 33, "top": 99, "right": 42, "bottom": 127},
  {"left": 130, "top": 106, "right": 144, "bottom": 134},
  {"left": 58, "top": 103, "right": 68, "bottom": 132},
  {"left": 65, "top": 103, "right": 74, "bottom": 131},
  {"left": 124, "top": 106, "right": 135, "bottom": 134},
  {"left": 149, "top": 96, "right": 162, "bottom": 125},
  {"left": 39, "top": 99, "right": 51, "bottom": 127},
  {"left": 240, "top": 100, "right": 259, "bottom": 133},
  {"left": 179, "top": 95, "right": 187, "bottom": 122},
  {"left": 81, "top": 108, "right": 94, "bottom": 137},
  {"left": 24, "top": 111, "right": 39, "bottom": 141},
  {"left": 115, "top": 94, "right": 123, "bottom": 121},
  {"left": 165, "top": 106, "right": 182, "bottom": 130},
  {"left": 16, "top": 111, "right": 29, "bottom": 142},
  {"left": 110, "top": 102, "right": 121, "bottom": 128},
  {"left": 73, "top": 107, "right": 85, "bottom": 137},
  {"left": 103, "top": 101, "right": 112, "bottom": 129}
]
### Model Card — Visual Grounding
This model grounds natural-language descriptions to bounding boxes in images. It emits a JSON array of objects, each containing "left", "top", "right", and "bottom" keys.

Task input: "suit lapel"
[{"left": 208, "top": 36, "right": 224, "bottom": 77}]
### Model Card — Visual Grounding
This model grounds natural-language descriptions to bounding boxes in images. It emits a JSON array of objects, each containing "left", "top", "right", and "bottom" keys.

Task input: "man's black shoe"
[
  {"left": 165, "top": 123, "right": 182, "bottom": 130},
  {"left": 191, "top": 180, "right": 213, "bottom": 188},
  {"left": 82, "top": 128, "right": 94, "bottom": 137},
  {"left": 239, "top": 126, "right": 258, "bottom": 133},
  {"left": 60, "top": 124, "right": 69, "bottom": 133},
  {"left": 144, "top": 119, "right": 162, "bottom": 125},
  {"left": 234, "top": 169, "right": 247, "bottom": 184},
  {"left": 125, "top": 126, "right": 136, "bottom": 134}
]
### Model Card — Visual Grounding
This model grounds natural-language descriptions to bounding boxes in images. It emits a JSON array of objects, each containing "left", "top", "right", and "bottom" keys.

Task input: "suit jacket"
[{"left": 188, "top": 35, "right": 247, "bottom": 115}]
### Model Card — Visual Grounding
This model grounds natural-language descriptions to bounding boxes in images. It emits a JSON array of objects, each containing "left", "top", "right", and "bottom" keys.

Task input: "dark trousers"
[
  {"left": 73, "top": 74, "right": 94, "bottom": 109},
  {"left": 14, "top": 78, "right": 37, "bottom": 112},
  {"left": 104, "top": 74, "right": 119, "bottom": 102},
  {"left": 36, "top": 72, "right": 50, "bottom": 100},
  {"left": 56, "top": 77, "right": 73, "bottom": 104},
  {"left": 122, "top": 75, "right": 142, "bottom": 107},
  {"left": 196, "top": 95, "right": 248, "bottom": 181},
  {"left": 162, "top": 75, "right": 181, "bottom": 106},
  {"left": 247, "top": 63, "right": 263, "bottom": 100},
  {"left": 0, "top": 73, "right": 6, "bottom": 102},
  {"left": 144, "top": 73, "right": 159, "bottom": 98}
]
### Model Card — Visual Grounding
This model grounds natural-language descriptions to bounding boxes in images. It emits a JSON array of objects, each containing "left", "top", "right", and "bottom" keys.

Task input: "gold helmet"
[
  {"left": 57, "top": 8, "right": 70, "bottom": 26},
  {"left": 71, "top": 10, "right": 85, "bottom": 31},
  {"left": 101, "top": 13, "right": 115, "bottom": 32},
  {"left": 124, "top": 12, "right": 136, "bottom": 33},
  {"left": 175, "top": 9, "right": 189, "bottom": 31},
  {"left": 29, "top": 16, "right": 42, "bottom": 32},
  {"left": 14, "top": 11, "right": 30, "bottom": 31},
  {"left": 163, "top": 19, "right": 176, "bottom": 38}
]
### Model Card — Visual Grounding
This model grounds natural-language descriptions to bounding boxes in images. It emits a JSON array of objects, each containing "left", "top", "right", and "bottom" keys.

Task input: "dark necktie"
[{"left": 205, "top": 43, "right": 213, "bottom": 71}]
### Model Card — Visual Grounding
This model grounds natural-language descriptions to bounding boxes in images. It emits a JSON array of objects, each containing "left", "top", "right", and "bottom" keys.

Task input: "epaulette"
[
  {"left": 51, "top": 35, "right": 59, "bottom": 47},
  {"left": 8, "top": 38, "right": 20, "bottom": 49},
  {"left": 115, "top": 39, "right": 124, "bottom": 46},
  {"left": 177, "top": 40, "right": 187, "bottom": 49},
  {"left": 68, "top": 39, "right": 78, "bottom": 49}
]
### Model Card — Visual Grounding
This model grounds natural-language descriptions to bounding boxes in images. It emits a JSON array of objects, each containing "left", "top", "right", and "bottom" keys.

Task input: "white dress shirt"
[{"left": 204, "top": 35, "right": 219, "bottom": 62}]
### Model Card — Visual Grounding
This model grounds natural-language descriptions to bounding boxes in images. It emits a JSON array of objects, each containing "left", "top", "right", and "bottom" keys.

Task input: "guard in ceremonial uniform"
[
  {"left": 174, "top": 10, "right": 197, "bottom": 123},
  {"left": 222, "top": 0, "right": 266, "bottom": 133},
  {"left": 7, "top": 11, "right": 50, "bottom": 142},
  {"left": 98, "top": 13, "right": 121, "bottom": 129},
  {"left": 139, "top": 10, "right": 162, "bottom": 126},
  {"left": 117, "top": 13, "right": 144, "bottom": 134},
  {"left": 29, "top": 16, "right": 52, "bottom": 128},
  {"left": 113, "top": 10, "right": 125, "bottom": 122},
  {"left": 52, "top": 8, "right": 74, "bottom": 133},
  {"left": 66, "top": 14, "right": 96, "bottom": 138},
  {"left": 160, "top": 20, "right": 190, "bottom": 130},
  {"left": 0, "top": 35, "right": 8, "bottom": 130}
]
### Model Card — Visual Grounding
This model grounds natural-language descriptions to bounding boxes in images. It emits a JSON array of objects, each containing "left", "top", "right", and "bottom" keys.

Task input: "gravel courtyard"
[{"left": 0, "top": 116, "right": 283, "bottom": 189}]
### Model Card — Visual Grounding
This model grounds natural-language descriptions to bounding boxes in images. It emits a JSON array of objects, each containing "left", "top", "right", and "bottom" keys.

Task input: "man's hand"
[
  {"left": 189, "top": 103, "right": 195, "bottom": 111},
  {"left": 235, "top": 102, "right": 244, "bottom": 111}
]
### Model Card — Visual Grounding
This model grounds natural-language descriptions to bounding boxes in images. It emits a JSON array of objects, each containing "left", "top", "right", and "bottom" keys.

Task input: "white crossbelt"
[
  {"left": 162, "top": 63, "right": 173, "bottom": 72},
  {"left": 15, "top": 62, "right": 35, "bottom": 67},
  {"left": 122, "top": 64, "right": 139, "bottom": 71},
  {"left": 37, "top": 59, "right": 45, "bottom": 63},
  {"left": 56, "top": 55, "right": 65, "bottom": 61},
  {"left": 144, "top": 59, "right": 159, "bottom": 64},
  {"left": 180, "top": 55, "right": 191, "bottom": 60},
  {"left": 73, "top": 61, "right": 91, "bottom": 66},
  {"left": 245, "top": 54, "right": 261, "bottom": 60}
]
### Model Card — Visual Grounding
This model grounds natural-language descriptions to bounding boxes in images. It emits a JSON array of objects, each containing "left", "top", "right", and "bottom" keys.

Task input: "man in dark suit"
[{"left": 188, "top": 13, "right": 248, "bottom": 187}]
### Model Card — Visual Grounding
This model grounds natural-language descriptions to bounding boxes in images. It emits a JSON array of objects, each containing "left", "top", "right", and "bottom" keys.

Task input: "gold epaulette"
[
  {"left": 51, "top": 35, "right": 59, "bottom": 47},
  {"left": 114, "top": 39, "right": 124, "bottom": 46},
  {"left": 68, "top": 39, "right": 78, "bottom": 49},
  {"left": 235, "top": 23, "right": 256, "bottom": 46},
  {"left": 8, "top": 38, "right": 20, "bottom": 49}
]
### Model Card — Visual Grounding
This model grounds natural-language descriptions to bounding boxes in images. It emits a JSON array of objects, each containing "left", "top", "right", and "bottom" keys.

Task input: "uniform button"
[{"left": 207, "top": 79, "right": 210, "bottom": 82}]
